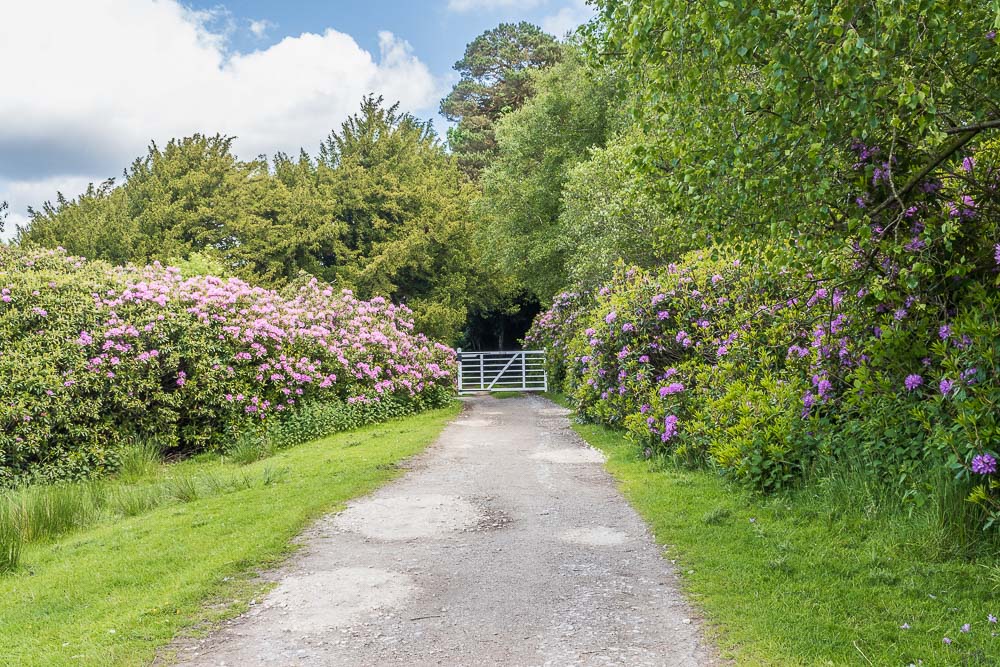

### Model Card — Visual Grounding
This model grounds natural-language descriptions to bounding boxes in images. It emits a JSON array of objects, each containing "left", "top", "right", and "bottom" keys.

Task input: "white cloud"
[
  {"left": 447, "top": 0, "right": 544, "bottom": 12},
  {"left": 0, "top": 176, "right": 96, "bottom": 239},
  {"left": 0, "top": 0, "right": 440, "bottom": 239},
  {"left": 248, "top": 18, "right": 274, "bottom": 39},
  {"left": 541, "top": 0, "right": 594, "bottom": 37}
]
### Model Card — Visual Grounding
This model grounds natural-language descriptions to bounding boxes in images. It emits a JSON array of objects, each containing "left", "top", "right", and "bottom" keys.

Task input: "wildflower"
[
  {"left": 971, "top": 453, "right": 997, "bottom": 475},
  {"left": 661, "top": 415, "right": 679, "bottom": 441},
  {"left": 961, "top": 624, "right": 971, "bottom": 633},
  {"left": 900, "top": 623, "right": 910, "bottom": 630},
  {"left": 938, "top": 325, "right": 951, "bottom": 340},
  {"left": 659, "top": 383, "right": 685, "bottom": 397},
  {"left": 939, "top": 378, "right": 954, "bottom": 395},
  {"left": 989, "top": 614, "right": 997, "bottom": 624},
  {"left": 904, "top": 374, "right": 923, "bottom": 391},
  {"left": 943, "top": 637, "right": 952, "bottom": 645}
]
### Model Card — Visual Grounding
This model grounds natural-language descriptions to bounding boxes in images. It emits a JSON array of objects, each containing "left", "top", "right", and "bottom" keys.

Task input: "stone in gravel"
[
  {"left": 559, "top": 526, "right": 629, "bottom": 546},
  {"left": 333, "top": 494, "right": 481, "bottom": 540},
  {"left": 262, "top": 568, "right": 414, "bottom": 634},
  {"left": 531, "top": 447, "right": 606, "bottom": 464}
]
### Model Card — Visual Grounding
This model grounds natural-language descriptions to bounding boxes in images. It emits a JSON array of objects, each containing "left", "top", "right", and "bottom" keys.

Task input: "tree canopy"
[
  {"left": 18, "top": 97, "right": 492, "bottom": 341},
  {"left": 440, "top": 21, "right": 562, "bottom": 178}
]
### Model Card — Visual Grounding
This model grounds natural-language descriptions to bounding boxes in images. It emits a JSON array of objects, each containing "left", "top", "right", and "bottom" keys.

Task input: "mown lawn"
[
  {"left": 0, "top": 403, "right": 459, "bottom": 666},
  {"left": 552, "top": 397, "right": 1000, "bottom": 666}
]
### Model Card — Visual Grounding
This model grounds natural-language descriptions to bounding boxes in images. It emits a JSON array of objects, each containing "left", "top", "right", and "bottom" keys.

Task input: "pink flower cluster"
[{"left": 1, "top": 247, "right": 456, "bottom": 471}]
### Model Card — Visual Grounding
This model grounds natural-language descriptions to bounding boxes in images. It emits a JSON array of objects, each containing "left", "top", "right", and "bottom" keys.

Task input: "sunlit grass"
[
  {"left": 0, "top": 402, "right": 459, "bottom": 666},
  {"left": 548, "top": 394, "right": 1000, "bottom": 666}
]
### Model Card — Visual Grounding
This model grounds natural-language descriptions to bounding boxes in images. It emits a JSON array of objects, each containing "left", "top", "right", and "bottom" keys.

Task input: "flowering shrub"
[
  {"left": 0, "top": 247, "right": 456, "bottom": 484},
  {"left": 529, "top": 140, "right": 1000, "bottom": 522},
  {"left": 523, "top": 289, "right": 590, "bottom": 387}
]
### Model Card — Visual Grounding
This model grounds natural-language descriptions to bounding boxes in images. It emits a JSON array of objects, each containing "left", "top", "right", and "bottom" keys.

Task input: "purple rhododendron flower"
[
  {"left": 658, "top": 382, "right": 685, "bottom": 397},
  {"left": 661, "top": 415, "right": 679, "bottom": 441},
  {"left": 940, "top": 378, "right": 955, "bottom": 395},
  {"left": 971, "top": 453, "right": 997, "bottom": 475},
  {"left": 605, "top": 311, "right": 617, "bottom": 324},
  {"left": 904, "top": 374, "right": 923, "bottom": 391}
]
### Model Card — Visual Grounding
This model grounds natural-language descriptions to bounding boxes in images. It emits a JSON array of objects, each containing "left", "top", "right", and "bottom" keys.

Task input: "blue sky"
[
  {"left": 187, "top": 0, "right": 589, "bottom": 84},
  {"left": 0, "top": 0, "right": 592, "bottom": 237}
]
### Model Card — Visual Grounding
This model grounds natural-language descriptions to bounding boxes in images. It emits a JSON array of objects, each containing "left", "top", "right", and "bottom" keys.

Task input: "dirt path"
[{"left": 173, "top": 395, "right": 716, "bottom": 666}]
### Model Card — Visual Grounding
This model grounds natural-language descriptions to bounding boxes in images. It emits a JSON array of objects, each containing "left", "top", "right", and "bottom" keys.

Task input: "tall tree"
[
  {"left": 317, "top": 95, "right": 491, "bottom": 339},
  {"left": 475, "top": 47, "right": 620, "bottom": 299},
  {"left": 440, "top": 22, "right": 562, "bottom": 178},
  {"left": 17, "top": 98, "right": 500, "bottom": 342}
]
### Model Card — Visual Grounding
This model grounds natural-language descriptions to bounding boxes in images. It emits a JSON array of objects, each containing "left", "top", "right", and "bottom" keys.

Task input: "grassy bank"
[
  {"left": 0, "top": 402, "right": 459, "bottom": 666},
  {"left": 547, "top": 395, "right": 1000, "bottom": 665}
]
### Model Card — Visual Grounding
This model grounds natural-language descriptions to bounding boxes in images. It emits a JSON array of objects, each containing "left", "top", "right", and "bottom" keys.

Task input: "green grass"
[
  {"left": 551, "top": 395, "right": 1000, "bottom": 666},
  {"left": 490, "top": 390, "right": 525, "bottom": 399},
  {"left": 0, "top": 402, "right": 459, "bottom": 666}
]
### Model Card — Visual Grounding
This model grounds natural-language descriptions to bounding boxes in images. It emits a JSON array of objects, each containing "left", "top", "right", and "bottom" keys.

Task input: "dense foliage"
[
  {"left": 474, "top": 47, "right": 623, "bottom": 298},
  {"left": 0, "top": 246, "right": 455, "bottom": 484},
  {"left": 440, "top": 22, "right": 562, "bottom": 178},
  {"left": 18, "top": 97, "right": 491, "bottom": 341},
  {"left": 512, "top": 1, "right": 1000, "bottom": 541}
]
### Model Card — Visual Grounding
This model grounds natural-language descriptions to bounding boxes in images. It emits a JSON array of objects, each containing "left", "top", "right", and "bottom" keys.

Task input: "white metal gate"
[{"left": 457, "top": 350, "right": 547, "bottom": 393}]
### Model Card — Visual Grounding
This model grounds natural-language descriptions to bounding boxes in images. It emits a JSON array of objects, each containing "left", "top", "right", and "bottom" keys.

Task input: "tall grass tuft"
[
  {"left": 225, "top": 432, "right": 273, "bottom": 465},
  {"left": 15, "top": 483, "right": 100, "bottom": 542},
  {"left": 110, "top": 484, "right": 168, "bottom": 517},
  {"left": 117, "top": 437, "right": 163, "bottom": 481},
  {"left": 0, "top": 501, "right": 23, "bottom": 573},
  {"left": 164, "top": 475, "right": 200, "bottom": 503}
]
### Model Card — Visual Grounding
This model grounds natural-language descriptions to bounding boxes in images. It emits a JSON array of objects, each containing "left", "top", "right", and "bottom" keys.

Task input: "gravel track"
[{"left": 172, "top": 394, "right": 717, "bottom": 666}]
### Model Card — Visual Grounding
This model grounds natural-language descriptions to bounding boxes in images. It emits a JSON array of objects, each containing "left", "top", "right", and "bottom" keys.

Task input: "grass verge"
[
  {"left": 548, "top": 394, "right": 1000, "bottom": 666},
  {"left": 0, "top": 402, "right": 459, "bottom": 666}
]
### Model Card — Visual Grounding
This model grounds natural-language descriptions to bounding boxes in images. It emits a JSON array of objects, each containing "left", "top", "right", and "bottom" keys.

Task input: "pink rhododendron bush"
[
  {"left": 0, "top": 246, "right": 456, "bottom": 484},
  {"left": 528, "top": 142, "right": 1000, "bottom": 529}
]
